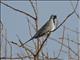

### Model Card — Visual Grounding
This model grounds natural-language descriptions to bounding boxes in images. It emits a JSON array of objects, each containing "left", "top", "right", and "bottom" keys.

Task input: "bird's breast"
[{"left": 51, "top": 24, "right": 55, "bottom": 31}]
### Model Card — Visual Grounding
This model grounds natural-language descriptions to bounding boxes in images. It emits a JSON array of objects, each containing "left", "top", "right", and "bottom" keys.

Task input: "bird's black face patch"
[
  {"left": 53, "top": 15, "right": 57, "bottom": 19},
  {"left": 53, "top": 15, "right": 57, "bottom": 24}
]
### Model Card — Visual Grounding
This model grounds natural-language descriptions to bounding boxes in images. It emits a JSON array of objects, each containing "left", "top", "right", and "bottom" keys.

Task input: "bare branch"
[
  {"left": 0, "top": 19, "right": 2, "bottom": 59},
  {"left": 11, "top": 34, "right": 34, "bottom": 56},
  {"left": 56, "top": 26, "right": 65, "bottom": 58},
  {"left": 17, "top": 53, "right": 23, "bottom": 60},
  {"left": 52, "top": 0, "right": 78, "bottom": 32},
  {"left": 29, "top": 0, "right": 37, "bottom": 18},
  {"left": 49, "top": 37, "right": 78, "bottom": 56},
  {"left": 59, "top": 37, "right": 80, "bottom": 45},
  {"left": 1, "top": 2, "right": 36, "bottom": 20},
  {"left": 7, "top": 41, "right": 12, "bottom": 60},
  {"left": 27, "top": 17, "right": 33, "bottom": 37},
  {"left": 11, "top": 41, "right": 34, "bottom": 56},
  {"left": 35, "top": 32, "right": 51, "bottom": 56},
  {"left": 26, "top": 17, "right": 36, "bottom": 49},
  {"left": 0, "top": 56, "right": 33, "bottom": 59},
  {"left": 70, "top": 1, "right": 80, "bottom": 19}
]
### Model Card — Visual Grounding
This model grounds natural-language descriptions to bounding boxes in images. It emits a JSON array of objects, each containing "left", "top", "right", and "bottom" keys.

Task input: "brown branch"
[
  {"left": 35, "top": 32, "right": 51, "bottom": 56},
  {"left": 29, "top": 1, "right": 40, "bottom": 59},
  {"left": 1, "top": 2, "right": 36, "bottom": 20},
  {"left": 27, "top": 0, "right": 78, "bottom": 57},
  {"left": 33, "top": 0, "right": 78, "bottom": 58}
]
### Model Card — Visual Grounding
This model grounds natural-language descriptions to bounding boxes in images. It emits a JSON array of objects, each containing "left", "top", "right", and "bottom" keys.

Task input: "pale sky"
[{"left": 1, "top": 1, "right": 80, "bottom": 60}]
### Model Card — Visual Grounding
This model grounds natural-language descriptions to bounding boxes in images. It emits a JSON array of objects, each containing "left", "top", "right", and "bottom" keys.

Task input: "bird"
[{"left": 20, "top": 15, "right": 57, "bottom": 46}]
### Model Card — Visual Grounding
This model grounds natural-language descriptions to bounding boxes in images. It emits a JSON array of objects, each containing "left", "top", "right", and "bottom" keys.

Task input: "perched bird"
[{"left": 21, "top": 15, "right": 57, "bottom": 46}]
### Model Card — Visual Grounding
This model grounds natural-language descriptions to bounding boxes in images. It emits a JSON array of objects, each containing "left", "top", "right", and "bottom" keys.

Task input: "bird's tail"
[{"left": 20, "top": 37, "right": 34, "bottom": 47}]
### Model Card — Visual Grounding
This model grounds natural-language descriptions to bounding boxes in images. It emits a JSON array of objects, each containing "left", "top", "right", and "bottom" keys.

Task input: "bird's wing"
[{"left": 33, "top": 20, "right": 52, "bottom": 38}]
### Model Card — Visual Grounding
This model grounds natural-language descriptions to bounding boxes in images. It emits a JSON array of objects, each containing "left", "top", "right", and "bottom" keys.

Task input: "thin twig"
[
  {"left": 1, "top": 2, "right": 36, "bottom": 20},
  {"left": 62, "top": 25, "right": 80, "bottom": 33},
  {"left": 7, "top": 41, "right": 12, "bottom": 60},
  {"left": 27, "top": 17, "right": 33, "bottom": 37},
  {"left": 0, "top": 20, "right": 2, "bottom": 59},
  {"left": 67, "top": 33, "right": 71, "bottom": 60},
  {"left": 70, "top": 1, "right": 80, "bottom": 19},
  {"left": 4, "top": 29, "right": 7, "bottom": 59},
  {"left": 52, "top": 0, "right": 78, "bottom": 32},
  {"left": 59, "top": 37, "right": 80, "bottom": 45},
  {"left": 26, "top": 17, "right": 36, "bottom": 30},
  {"left": 0, "top": 56, "right": 33, "bottom": 59},
  {"left": 26, "top": 17, "right": 36, "bottom": 48},
  {"left": 29, "top": 0, "right": 37, "bottom": 18},
  {"left": 17, "top": 53, "right": 23, "bottom": 60},
  {"left": 11, "top": 34, "right": 34, "bottom": 56},
  {"left": 49, "top": 37, "right": 78, "bottom": 56},
  {"left": 76, "top": 27, "right": 79, "bottom": 60},
  {"left": 56, "top": 26, "right": 65, "bottom": 58},
  {"left": 11, "top": 41, "right": 34, "bottom": 56},
  {"left": 16, "top": 34, "right": 34, "bottom": 55}
]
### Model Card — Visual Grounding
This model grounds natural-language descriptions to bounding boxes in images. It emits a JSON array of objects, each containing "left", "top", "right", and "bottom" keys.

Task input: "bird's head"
[{"left": 50, "top": 15, "right": 58, "bottom": 28}]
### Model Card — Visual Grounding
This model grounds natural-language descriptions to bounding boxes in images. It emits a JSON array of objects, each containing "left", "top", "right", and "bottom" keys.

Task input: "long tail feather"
[{"left": 20, "top": 37, "right": 34, "bottom": 47}]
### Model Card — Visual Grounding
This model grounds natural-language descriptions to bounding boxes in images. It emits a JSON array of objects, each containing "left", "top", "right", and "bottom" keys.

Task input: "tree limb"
[{"left": 1, "top": 2, "right": 36, "bottom": 20}]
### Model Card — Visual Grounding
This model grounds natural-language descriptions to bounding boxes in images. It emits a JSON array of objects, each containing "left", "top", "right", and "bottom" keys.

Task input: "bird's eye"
[{"left": 53, "top": 15, "right": 57, "bottom": 19}]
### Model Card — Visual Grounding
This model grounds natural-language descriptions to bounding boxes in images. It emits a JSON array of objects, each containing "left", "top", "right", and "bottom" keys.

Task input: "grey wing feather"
[
  {"left": 33, "top": 20, "right": 52, "bottom": 38},
  {"left": 21, "top": 19, "right": 52, "bottom": 46}
]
